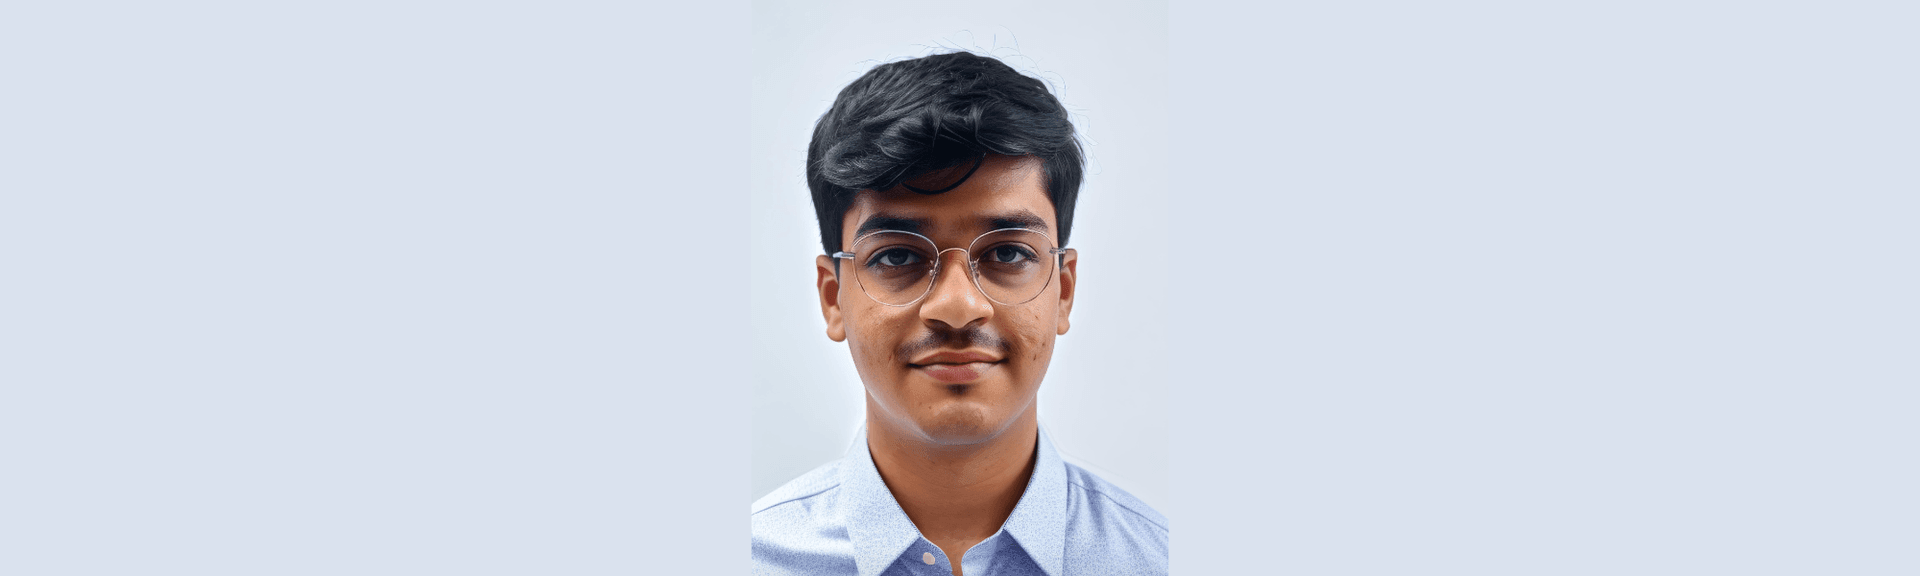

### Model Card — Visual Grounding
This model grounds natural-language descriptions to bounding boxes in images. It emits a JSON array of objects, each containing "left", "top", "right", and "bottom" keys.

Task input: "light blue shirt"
[{"left": 752, "top": 425, "right": 1168, "bottom": 576}]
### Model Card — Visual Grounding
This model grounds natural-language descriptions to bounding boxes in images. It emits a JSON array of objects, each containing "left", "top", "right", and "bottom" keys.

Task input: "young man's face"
[{"left": 815, "top": 154, "right": 1078, "bottom": 446}]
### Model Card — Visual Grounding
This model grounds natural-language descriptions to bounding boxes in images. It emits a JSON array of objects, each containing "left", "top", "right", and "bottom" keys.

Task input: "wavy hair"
[{"left": 806, "top": 51, "right": 1084, "bottom": 256}]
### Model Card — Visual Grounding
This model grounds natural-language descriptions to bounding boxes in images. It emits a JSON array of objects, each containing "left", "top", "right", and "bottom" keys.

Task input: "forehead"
[{"left": 842, "top": 155, "right": 1056, "bottom": 245}]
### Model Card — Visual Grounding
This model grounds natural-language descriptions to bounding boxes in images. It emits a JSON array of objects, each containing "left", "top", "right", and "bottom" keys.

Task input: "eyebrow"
[
  {"left": 853, "top": 209, "right": 1052, "bottom": 240},
  {"left": 854, "top": 215, "right": 929, "bottom": 238},
  {"left": 986, "top": 211, "right": 1050, "bottom": 234}
]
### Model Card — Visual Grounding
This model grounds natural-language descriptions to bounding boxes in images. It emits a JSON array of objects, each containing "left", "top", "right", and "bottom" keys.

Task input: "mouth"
[
  {"left": 908, "top": 350, "right": 1003, "bottom": 384},
  {"left": 912, "top": 361, "right": 998, "bottom": 383}
]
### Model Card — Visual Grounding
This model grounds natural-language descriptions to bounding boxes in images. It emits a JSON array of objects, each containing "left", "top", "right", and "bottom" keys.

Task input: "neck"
[{"left": 865, "top": 408, "right": 1039, "bottom": 548}]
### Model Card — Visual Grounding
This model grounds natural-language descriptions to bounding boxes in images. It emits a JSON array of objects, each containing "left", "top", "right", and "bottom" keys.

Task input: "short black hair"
[{"left": 807, "top": 51, "right": 1084, "bottom": 255}]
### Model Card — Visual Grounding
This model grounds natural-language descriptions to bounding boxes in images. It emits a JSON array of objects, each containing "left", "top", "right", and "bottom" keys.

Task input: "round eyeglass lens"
[
  {"left": 850, "top": 232, "right": 937, "bottom": 306},
  {"left": 969, "top": 229, "right": 1057, "bottom": 305}
]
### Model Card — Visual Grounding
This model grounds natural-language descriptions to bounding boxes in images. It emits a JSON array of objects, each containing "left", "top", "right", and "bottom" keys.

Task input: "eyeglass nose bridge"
[
  {"left": 926, "top": 245, "right": 981, "bottom": 287},
  {"left": 934, "top": 247, "right": 973, "bottom": 265}
]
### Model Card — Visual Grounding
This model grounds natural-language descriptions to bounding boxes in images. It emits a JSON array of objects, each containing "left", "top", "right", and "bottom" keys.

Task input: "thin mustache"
[{"left": 898, "top": 327, "right": 1007, "bottom": 363}]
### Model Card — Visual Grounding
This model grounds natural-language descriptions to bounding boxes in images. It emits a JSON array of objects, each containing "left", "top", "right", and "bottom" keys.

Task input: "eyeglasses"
[{"left": 832, "top": 228, "right": 1067, "bottom": 307}]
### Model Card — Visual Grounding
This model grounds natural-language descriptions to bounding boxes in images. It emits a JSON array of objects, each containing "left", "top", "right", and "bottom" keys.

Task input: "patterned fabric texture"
[{"left": 752, "top": 425, "right": 1167, "bottom": 576}]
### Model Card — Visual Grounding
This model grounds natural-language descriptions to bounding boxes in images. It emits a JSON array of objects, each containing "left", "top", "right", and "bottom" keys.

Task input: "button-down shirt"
[{"left": 752, "top": 425, "right": 1168, "bottom": 576}]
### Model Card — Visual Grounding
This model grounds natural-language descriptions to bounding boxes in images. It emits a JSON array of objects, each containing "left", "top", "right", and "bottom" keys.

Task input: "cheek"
[
  {"left": 1004, "top": 304, "right": 1058, "bottom": 365},
  {"left": 845, "top": 310, "right": 910, "bottom": 367}
]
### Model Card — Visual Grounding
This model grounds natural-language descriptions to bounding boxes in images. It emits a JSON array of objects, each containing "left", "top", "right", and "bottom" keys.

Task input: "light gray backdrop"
[
  {"left": 1, "top": 2, "right": 748, "bottom": 574},
  {"left": 750, "top": 0, "right": 1170, "bottom": 514},
  {"left": 1168, "top": 1, "right": 1918, "bottom": 573}
]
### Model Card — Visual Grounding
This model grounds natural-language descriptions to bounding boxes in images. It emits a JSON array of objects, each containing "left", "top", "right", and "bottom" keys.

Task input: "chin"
[{"left": 912, "top": 403, "right": 1006, "bottom": 446}]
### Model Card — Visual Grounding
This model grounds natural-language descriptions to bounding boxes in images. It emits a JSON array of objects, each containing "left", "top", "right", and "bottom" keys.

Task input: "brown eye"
[
  {"left": 987, "top": 245, "right": 1035, "bottom": 264},
  {"left": 870, "top": 248, "right": 925, "bottom": 268}
]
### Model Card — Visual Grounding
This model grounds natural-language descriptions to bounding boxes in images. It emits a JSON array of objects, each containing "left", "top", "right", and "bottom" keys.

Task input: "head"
[{"left": 807, "top": 52, "right": 1084, "bottom": 446}]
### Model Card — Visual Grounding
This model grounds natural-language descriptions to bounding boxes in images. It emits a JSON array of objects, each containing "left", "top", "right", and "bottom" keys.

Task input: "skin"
[{"left": 815, "top": 154, "right": 1078, "bottom": 575}]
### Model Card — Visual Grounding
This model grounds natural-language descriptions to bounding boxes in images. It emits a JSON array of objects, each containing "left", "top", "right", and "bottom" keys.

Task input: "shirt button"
[{"left": 922, "top": 552, "right": 935, "bottom": 565}]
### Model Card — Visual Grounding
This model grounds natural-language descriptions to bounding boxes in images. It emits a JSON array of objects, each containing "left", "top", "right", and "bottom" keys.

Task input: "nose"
[{"left": 919, "top": 247, "right": 992, "bottom": 329}]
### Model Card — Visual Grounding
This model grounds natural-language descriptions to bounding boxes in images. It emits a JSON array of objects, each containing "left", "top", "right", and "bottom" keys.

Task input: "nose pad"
[
  {"left": 926, "top": 247, "right": 981, "bottom": 297},
  {"left": 932, "top": 247, "right": 974, "bottom": 281},
  {"left": 919, "top": 246, "right": 993, "bottom": 326}
]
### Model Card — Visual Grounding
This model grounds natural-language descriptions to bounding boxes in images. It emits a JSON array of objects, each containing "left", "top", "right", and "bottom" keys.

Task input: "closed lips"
[{"left": 911, "top": 351, "right": 1001, "bottom": 365}]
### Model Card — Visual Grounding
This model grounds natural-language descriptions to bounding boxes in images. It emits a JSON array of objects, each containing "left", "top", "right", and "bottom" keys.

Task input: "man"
[{"left": 751, "top": 52, "right": 1168, "bottom": 576}]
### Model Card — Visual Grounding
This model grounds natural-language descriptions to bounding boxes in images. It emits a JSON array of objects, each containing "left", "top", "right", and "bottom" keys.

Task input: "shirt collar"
[
  {"left": 840, "top": 424, "right": 1070, "bottom": 576},
  {"left": 841, "top": 426, "right": 922, "bottom": 576},
  {"left": 1001, "top": 425, "right": 1068, "bottom": 576}
]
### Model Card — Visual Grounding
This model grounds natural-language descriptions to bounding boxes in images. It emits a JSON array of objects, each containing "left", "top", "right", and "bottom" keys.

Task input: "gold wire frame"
[{"left": 831, "top": 228, "right": 1067, "bottom": 307}]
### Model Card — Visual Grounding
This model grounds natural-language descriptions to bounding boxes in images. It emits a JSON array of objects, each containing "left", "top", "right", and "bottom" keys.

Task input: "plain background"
[
  {"left": 0, "top": 2, "right": 750, "bottom": 574},
  {"left": 2, "top": 1, "right": 1914, "bottom": 574},
  {"left": 750, "top": 0, "right": 1170, "bottom": 513},
  {"left": 1170, "top": 1, "right": 1917, "bottom": 573}
]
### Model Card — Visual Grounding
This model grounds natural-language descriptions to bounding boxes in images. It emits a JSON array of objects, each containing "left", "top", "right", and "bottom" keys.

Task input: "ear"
[
  {"left": 817, "top": 254, "right": 847, "bottom": 342},
  {"left": 1055, "top": 248, "right": 1077, "bottom": 336}
]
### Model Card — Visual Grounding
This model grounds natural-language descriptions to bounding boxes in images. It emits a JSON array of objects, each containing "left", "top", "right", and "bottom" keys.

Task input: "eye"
[
  {"left": 869, "top": 247, "right": 925, "bottom": 268},
  {"left": 986, "top": 244, "right": 1036, "bottom": 264}
]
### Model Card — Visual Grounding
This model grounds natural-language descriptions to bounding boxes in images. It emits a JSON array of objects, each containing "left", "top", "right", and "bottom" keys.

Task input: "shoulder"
[
  {"left": 752, "top": 458, "right": 845, "bottom": 515},
  {"left": 1064, "top": 461, "right": 1169, "bottom": 532},
  {"left": 1061, "top": 462, "right": 1169, "bottom": 574},
  {"left": 751, "top": 460, "right": 857, "bottom": 576}
]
